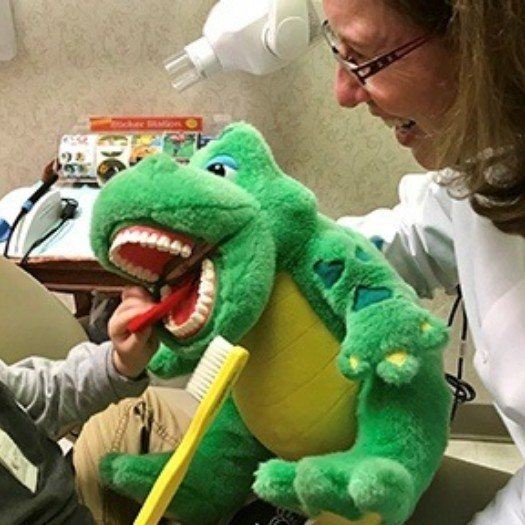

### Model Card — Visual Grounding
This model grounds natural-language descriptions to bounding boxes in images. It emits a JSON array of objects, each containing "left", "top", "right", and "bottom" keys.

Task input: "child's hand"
[{"left": 108, "top": 286, "right": 159, "bottom": 378}]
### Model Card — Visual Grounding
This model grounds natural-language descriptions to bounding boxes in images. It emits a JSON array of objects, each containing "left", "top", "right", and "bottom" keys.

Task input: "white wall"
[{"left": 0, "top": 0, "right": 420, "bottom": 217}]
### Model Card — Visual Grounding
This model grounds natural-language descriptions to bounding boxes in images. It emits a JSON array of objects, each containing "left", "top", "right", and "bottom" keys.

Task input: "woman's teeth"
[
  {"left": 385, "top": 118, "right": 416, "bottom": 129},
  {"left": 400, "top": 119, "right": 416, "bottom": 130}
]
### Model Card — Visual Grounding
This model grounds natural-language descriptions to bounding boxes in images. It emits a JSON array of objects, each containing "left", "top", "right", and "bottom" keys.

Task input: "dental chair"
[{"left": 0, "top": 256, "right": 86, "bottom": 364}]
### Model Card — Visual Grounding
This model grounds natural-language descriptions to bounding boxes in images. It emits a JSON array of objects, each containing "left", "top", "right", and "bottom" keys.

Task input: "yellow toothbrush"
[{"left": 134, "top": 336, "right": 249, "bottom": 525}]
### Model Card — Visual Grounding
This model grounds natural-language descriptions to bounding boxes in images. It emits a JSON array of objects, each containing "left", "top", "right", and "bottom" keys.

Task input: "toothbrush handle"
[
  {"left": 133, "top": 347, "right": 249, "bottom": 525},
  {"left": 127, "top": 277, "right": 194, "bottom": 333}
]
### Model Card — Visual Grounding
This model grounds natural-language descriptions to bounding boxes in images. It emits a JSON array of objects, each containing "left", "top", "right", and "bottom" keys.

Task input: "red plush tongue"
[{"left": 127, "top": 270, "right": 200, "bottom": 333}]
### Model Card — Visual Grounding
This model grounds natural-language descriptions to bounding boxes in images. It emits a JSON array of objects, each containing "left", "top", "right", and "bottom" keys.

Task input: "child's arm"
[{"left": 0, "top": 286, "right": 158, "bottom": 439}]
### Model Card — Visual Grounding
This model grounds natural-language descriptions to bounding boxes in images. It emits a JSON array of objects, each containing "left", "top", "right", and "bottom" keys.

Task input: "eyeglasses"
[{"left": 322, "top": 19, "right": 431, "bottom": 86}]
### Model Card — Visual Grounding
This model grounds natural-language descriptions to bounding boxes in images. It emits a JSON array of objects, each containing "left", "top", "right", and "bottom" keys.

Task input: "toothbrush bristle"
[{"left": 186, "top": 336, "right": 235, "bottom": 401}]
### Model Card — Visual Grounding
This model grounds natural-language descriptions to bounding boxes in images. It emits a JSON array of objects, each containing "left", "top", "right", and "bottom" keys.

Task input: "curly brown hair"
[{"left": 386, "top": 0, "right": 525, "bottom": 236}]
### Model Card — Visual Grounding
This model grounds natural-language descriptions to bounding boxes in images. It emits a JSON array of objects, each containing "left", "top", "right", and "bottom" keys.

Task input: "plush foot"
[
  {"left": 99, "top": 452, "right": 220, "bottom": 525},
  {"left": 348, "top": 457, "right": 414, "bottom": 524},
  {"left": 99, "top": 452, "right": 166, "bottom": 501},
  {"left": 294, "top": 456, "right": 414, "bottom": 525},
  {"left": 293, "top": 455, "right": 361, "bottom": 521},
  {"left": 253, "top": 458, "right": 303, "bottom": 511}
]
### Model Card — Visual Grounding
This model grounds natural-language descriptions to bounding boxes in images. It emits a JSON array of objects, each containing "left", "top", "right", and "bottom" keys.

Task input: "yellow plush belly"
[{"left": 233, "top": 273, "right": 359, "bottom": 460}]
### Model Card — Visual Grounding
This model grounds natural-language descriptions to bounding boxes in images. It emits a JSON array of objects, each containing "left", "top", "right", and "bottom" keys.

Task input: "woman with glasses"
[{"left": 327, "top": 0, "right": 525, "bottom": 524}]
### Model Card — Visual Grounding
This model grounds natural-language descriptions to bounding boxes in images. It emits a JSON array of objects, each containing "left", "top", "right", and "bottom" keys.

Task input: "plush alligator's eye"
[
  {"left": 207, "top": 163, "right": 227, "bottom": 176},
  {"left": 205, "top": 155, "right": 238, "bottom": 180}
]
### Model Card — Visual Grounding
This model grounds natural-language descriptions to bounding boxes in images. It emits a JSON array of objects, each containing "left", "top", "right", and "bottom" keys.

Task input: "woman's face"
[{"left": 323, "top": 0, "right": 456, "bottom": 169}]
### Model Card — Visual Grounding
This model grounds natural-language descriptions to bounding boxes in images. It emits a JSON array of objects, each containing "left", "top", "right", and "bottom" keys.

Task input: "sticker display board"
[{"left": 57, "top": 116, "right": 208, "bottom": 185}]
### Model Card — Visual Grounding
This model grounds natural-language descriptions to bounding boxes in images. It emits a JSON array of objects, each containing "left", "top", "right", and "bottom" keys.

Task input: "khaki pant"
[
  {"left": 74, "top": 387, "right": 190, "bottom": 525},
  {"left": 74, "top": 387, "right": 512, "bottom": 525}
]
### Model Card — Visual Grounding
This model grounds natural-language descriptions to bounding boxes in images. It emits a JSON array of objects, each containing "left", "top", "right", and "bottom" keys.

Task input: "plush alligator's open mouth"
[{"left": 109, "top": 225, "right": 217, "bottom": 340}]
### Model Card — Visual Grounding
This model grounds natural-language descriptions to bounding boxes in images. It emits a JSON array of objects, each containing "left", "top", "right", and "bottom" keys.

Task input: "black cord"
[
  {"left": 445, "top": 286, "right": 476, "bottom": 420},
  {"left": 19, "top": 198, "right": 78, "bottom": 267},
  {"left": 3, "top": 209, "right": 26, "bottom": 258},
  {"left": 4, "top": 162, "right": 60, "bottom": 258},
  {"left": 19, "top": 218, "right": 68, "bottom": 266},
  {"left": 447, "top": 288, "right": 462, "bottom": 326}
]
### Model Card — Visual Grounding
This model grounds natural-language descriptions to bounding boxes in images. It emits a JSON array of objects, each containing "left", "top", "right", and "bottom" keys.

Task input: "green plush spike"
[
  {"left": 91, "top": 122, "right": 451, "bottom": 525},
  {"left": 314, "top": 260, "right": 345, "bottom": 288},
  {"left": 353, "top": 286, "right": 393, "bottom": 311}
]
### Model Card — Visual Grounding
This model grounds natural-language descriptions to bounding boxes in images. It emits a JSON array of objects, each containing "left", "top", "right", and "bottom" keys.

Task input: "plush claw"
[
  {"left": 291, "top": 455, "right": 413, "bottom": 525},
  {"left": 348, "top": 458, "right": 414, "bottom": 525},
  {"left": 99, "top": 452, "right": 167, "bottom": 502},
  {"left": 338, "top": 353, "right": 372, "bottom": 381},
  {"left": 254, "top": 459, "right": 302, "bottom": 511},
  {"left": 376, "top": 351, "right": 420, "bottom": 386}
]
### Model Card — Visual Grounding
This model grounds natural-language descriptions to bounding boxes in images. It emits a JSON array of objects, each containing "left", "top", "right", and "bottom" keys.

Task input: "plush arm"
[
  {"left": 338, "top": 172, "right": 458, "bottom": 299},
  {"left": 147, "top": 343, "right": 199, "bottom": 379}
]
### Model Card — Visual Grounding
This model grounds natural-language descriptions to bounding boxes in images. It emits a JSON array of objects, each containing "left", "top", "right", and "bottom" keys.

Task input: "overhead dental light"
[{"left": 164, "top": 0, "right": 323, "bottom": 91}]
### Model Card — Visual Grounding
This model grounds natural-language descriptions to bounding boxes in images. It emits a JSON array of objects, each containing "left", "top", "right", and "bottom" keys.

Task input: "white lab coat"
[{"left": 338, "top": 172, "right": 525, "bottom": 524}]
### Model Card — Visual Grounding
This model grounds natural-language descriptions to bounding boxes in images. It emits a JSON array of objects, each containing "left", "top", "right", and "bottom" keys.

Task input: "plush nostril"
[{"left": 314, "top": 260, "right": 345, "bottom": 289}]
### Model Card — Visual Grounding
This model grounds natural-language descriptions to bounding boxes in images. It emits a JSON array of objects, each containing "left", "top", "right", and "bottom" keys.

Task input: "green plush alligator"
[{"left": 90, "top": 123, "right": 451, "bottom": 525}]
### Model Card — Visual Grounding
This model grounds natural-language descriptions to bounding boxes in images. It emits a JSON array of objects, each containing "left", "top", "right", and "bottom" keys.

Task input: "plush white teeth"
[
  {"left": 203, "top": 280, "right": 215, "bottom": 293},
  {"left": 109, "top": 229, "right": 198, "bottom": 284},
  {"left": 196, "top": 303, "right": 210, "bottom": 316},
  {"left": 109, "top": 229, "right": 215, "bottom": 335},
  {"left": 147, "top": 233, "right": 159, "bottom": 246},
  {"left": 121, "top": 261, "right": 158, "bottom": 283},
  {"left": 191, "top": 313, "right": 206, "bottom": 324},
  {"left": 139, "top": 232, "right": 150, "bottom": 245},
  {"left": 170, "top": 240, "right": 182, "bottom": 255},
  {"left": 200, "top": 294, "right": 213, "bottom": 306},
  {"left": 164, "top": 258, "right": 216, "bottom": 339},
  {"left": 158, "top": 236, "right": 171, "bottom": 251}
]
